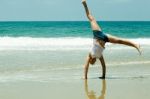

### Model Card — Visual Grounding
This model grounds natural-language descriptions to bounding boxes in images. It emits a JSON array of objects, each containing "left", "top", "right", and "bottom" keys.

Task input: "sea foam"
[{"left": 0, "top": 37, "right": 149, "bottom": 50}]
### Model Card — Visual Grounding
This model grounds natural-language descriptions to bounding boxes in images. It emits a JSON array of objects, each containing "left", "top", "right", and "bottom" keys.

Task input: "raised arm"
[
  {"left": 99, "top": 55, "right": 106, "bottom": 79},
  {"left": 82, "top": 0, "right": 95, "bottom": 21}
]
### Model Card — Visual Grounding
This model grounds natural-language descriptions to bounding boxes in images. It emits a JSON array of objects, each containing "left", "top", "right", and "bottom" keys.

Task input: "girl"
[{"left": 82, "top": 0, "right": 141, "bottom": 79}]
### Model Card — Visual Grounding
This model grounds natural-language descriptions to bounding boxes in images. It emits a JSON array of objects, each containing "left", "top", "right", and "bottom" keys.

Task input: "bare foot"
[
  {"left": 82, "top": 0, "right": 86, "bottom": 3},
  {"left": 135, "top": 44, "right": 142, "bottom": 55}
]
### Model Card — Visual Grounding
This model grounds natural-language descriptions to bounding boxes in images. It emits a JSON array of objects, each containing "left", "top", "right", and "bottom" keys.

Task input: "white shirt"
[{"left": 90, "top": 39, "right": 104, "bottom": 58}]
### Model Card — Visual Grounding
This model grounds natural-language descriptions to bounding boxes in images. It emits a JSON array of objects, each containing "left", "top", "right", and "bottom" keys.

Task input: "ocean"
[{"left": 0, "top": 21, "right": 150, "bottom": 82}]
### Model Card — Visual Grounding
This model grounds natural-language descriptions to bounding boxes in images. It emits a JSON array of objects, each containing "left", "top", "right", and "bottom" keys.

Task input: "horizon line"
[{"left": 0, "top": 20, "right": 150, "bottom": 22}]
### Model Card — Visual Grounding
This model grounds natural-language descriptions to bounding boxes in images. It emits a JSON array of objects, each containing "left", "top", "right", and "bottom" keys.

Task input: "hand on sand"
[
  {"left": 99, "top": 76, "right": 105, "bottom": 79},
  {"left": 82, "top": 76, "right": 87, "bottom": 80}
]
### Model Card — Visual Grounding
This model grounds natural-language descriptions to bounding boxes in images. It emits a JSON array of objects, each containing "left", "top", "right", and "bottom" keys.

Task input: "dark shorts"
[{"left": 93, "top": 30, "right": 109, "bottom": 42}]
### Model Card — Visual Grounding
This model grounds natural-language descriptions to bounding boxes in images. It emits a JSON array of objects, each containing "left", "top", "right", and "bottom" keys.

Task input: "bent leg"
[{"left": 107, "top": 34, "right": 141, "bottom": 54}]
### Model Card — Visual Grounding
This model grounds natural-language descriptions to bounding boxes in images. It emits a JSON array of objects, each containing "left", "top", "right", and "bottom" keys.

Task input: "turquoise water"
[
  {"left": 0, "top": 21, "right": 150, "bottom": 82},
  {"left": 0, "top": 21, "right": 150, "bottom": 38}
]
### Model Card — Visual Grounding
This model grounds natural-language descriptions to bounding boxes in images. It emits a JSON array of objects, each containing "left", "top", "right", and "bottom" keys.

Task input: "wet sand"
[{"left": 0, "top": 65, "right": 150, "bottom": 99}]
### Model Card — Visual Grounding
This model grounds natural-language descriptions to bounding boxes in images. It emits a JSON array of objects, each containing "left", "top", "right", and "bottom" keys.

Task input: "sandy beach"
[
  {"left": 0, "top": 45, "right": 149, "bottom": 99},
  {"left": 0, "top": 44, "right": 149, "bottom": 99},
  {"left": 0, "top": 64, "right": 150, "bottom": 99}
]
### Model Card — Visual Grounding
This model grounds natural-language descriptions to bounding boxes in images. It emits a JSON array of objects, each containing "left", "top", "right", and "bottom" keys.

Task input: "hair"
[{"left": 89, "top": 53, "right": 96, "bottom": 65}]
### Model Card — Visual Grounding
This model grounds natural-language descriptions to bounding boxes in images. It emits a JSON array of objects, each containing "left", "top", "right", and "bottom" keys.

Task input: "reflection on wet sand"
[{"left": 84, "top": 80, "right": 106, "bottom": 99}]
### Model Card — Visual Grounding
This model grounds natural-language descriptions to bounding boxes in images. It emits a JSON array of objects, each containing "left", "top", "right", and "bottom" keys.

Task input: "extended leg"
[
  {"left": 82, "top": 0, "right": 102, "bottom": 31},
  {"left": 107, "top": 34, "right": 141, "bottom": 55}
]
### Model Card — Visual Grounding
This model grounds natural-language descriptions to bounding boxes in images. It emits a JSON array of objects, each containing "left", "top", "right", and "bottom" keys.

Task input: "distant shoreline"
[{"left": 0, "top": 20, "right": 150, "bottom": 22}]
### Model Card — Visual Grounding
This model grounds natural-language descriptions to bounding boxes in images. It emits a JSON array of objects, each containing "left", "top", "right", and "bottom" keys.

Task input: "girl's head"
[{"left": 89, "top": 53, "right": 96, "bottom": 65}]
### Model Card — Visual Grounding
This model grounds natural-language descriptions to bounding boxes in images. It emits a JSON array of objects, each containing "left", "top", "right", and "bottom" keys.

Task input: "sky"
[{"left": 0, "top": 0, "right": 150, "bottom": 21}]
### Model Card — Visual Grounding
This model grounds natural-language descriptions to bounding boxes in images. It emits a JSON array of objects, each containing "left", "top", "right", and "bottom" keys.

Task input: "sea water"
[{"left": 0, "top": 21, "right": 150, "bottom": 82}]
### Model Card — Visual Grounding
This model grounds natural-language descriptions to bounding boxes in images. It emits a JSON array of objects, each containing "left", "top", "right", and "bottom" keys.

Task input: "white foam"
[
  {"left": 0, "top": 37, "right": 149, "bottom": 50},
  {"left": 130, "top": 38, "right": 150, "bottom": 45},
  {"left": 108, "top": 60, "right": 150, "bottom": 66},
  {"left": 0, "top": 37, "right": 92, "bottom": 50}
]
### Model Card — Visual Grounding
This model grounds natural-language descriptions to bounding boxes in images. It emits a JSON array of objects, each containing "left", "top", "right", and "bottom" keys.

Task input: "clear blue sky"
[{"left": 0, "top": 0, "right": 149, "bottom": 21}]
